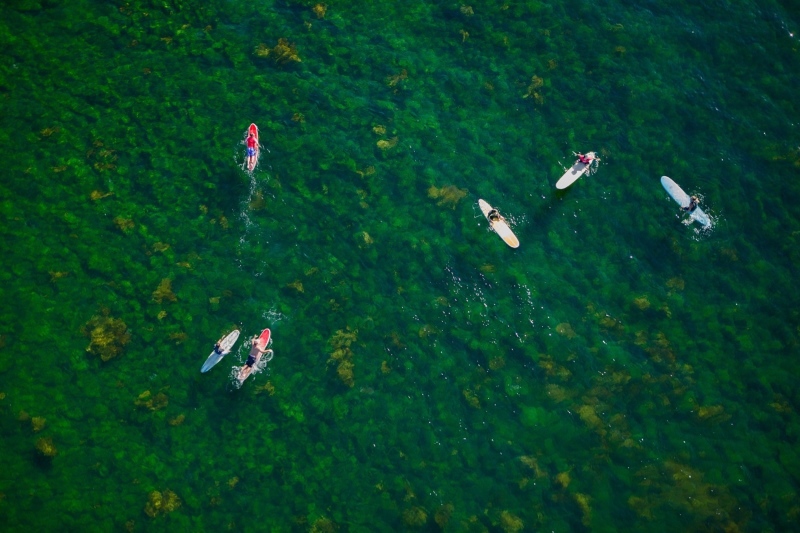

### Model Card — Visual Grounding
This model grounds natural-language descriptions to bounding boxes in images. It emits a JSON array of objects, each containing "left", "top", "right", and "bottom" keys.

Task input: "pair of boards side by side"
[
  {"left": 481, "top": 152, "right": 592, "bottom": 248},
  {"left": 479, "top": 199, "right": 520, "bottom": 248},
  {"left": 200, "top": 330, "right": 241, "bottom": 373},
  {"left": 660, "top": 176, "right": 711, "bottom": 227}
]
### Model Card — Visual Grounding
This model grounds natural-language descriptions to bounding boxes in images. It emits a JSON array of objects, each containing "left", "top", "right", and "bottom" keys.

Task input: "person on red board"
[
  {"left": 246, "top": 334, "right": 268, "bottom": 368},
  {"left": 237, "top": 334, "right": 272, "bottom": 382},
  {"left": 246, "top": 131, "right": 258, "bottom": 169}
]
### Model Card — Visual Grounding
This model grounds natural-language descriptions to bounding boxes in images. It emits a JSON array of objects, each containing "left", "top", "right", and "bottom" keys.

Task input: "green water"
[{"left": 2, "top": 0, "right": 800, "bottom": 530}]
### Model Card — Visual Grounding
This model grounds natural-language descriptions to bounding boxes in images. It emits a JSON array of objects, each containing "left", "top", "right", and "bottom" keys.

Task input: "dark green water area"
[{"left": 2, "top": 0, "right": 800, "bottom": 530}]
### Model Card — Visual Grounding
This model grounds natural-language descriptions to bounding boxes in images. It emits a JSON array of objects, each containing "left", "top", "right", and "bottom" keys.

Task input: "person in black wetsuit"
[
  {"left": 683, "top": 195, "right": 699, "bottom": 213},
  {"left": 487, "top": 209, "right": 501, "bottom": 222}
]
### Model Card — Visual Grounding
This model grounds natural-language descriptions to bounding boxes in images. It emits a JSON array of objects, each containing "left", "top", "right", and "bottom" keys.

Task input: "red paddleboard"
[
  {"left": 245, "top": 123, "right": 259, "bottom": 172},
  {"left": 237, "top": 328, "right": 270, "bottom": 383}
]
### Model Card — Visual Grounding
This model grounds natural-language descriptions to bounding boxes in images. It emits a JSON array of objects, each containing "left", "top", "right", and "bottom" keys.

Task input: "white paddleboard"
[
  {"left": 556, "top": 152, "right": 597, "bottom": 189},
  {"left": 478, "top": 199, "right": 520, "bottom": 248},
  {"left": 201, "top": 329, "right": 240, "bottom": 373},
  {"left": 660, "top": 176, "right": 711, "bottom": 227}
]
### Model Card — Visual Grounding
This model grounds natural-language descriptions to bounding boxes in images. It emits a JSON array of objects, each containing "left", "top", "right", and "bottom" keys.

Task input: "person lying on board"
[
  {"left": 487, "top": 209, "right": 501, "bottom": 222},
  {"left": 576, "top": 152, "right": 593, "bottom": 165},
  {"left": 246, "top": 132, "right": 258, "bottom": 168},
  {"left": 244, "top": 335, "right": 268, "bottom": 369},
  {"left": 683, "top": 195, "right": 699, "bottom": 213},
  {"left": 212, "top": 339, "right": 224, "bottom": 356},
  {"left": 238, "top": 346, "right": 273, "bottom": 378}
]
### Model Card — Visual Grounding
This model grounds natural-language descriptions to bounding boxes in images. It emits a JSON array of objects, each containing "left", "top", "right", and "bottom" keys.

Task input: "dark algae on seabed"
[{"left": 1, "top": 0, "right": 800, "bottom": 530}]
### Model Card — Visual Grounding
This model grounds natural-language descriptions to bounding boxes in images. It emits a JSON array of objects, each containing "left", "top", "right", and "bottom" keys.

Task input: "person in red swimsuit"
[
  {"left": 576, "top": 152, "right": 593, "bottom": 165},
  {"left": 246, "top": 132, "right": 258, "bottom": 169}
]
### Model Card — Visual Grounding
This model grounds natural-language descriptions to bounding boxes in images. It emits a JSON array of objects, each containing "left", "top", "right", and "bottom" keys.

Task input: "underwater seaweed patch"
[
  {"left": 152, "top": 278, "right": 177, "bottom": 303},
  {"left": 427, "top": 185, "right": 467, "bottom": 209},
  {"left": 327, "top": 328, "right": 358, "bottom": 387},
  {"left": 134, "top": 390, "right": 169, "bottom": 411},
  {"left": 402, "top": 506, "right": 427, "bottom": 527},
  {"left": 82, "top": 311, "right": 131, "bottom": 361},
  {"left": 386, "top": 69, "right": 407, "bottom": 87},
  {"left": 255, "top": 38, "right": 301, "bottom": 64},
  {"left": 500, "top": 510, "right": 523, "bottom": 533},
  {"left": 377, "top": 137, "right": 399, "bottom": 150},
  {"left": 35, "top": 436, "right": 57, "bottom": 457},
  {"left": 144, "top": 489, "right": 181, "bottom": 518}
]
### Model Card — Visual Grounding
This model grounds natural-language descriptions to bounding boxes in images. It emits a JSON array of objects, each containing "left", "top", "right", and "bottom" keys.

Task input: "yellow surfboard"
[{"left": 478, "top": 199, "right": 520, "bottom": 248}]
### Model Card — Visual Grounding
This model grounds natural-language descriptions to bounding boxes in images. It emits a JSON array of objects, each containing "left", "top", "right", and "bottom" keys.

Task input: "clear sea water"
[{"left": 1, "top": 0, "right": 799, "bottom": 531}]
